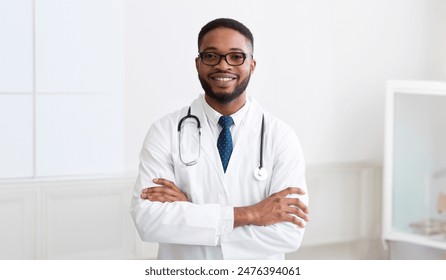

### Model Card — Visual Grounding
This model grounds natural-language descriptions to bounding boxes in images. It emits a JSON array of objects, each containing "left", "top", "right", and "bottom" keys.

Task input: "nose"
[{"left": 215, "top": 55, "right": 232, "bottom": 69}]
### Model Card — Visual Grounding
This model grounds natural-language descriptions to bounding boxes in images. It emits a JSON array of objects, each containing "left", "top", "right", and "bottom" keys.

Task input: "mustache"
[{"left": 208, "top": 70, "right": 239, "bottom": 77}]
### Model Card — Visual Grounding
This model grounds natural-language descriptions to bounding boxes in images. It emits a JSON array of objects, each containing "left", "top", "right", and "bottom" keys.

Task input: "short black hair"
[{"left": 198, "top": 18, "right": 254, "bottom": 53}]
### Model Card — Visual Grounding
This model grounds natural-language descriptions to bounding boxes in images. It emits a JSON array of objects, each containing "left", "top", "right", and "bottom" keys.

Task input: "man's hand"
[
  {"left": 234, "top": 187, "right": 309, "bottom": 228},
  {"left": 140, "top": 178, "right": 189, "bottom": 202}
]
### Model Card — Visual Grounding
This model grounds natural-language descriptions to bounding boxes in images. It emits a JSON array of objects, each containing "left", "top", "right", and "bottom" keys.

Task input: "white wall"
[
  {"left": 426, "top": 0, "right": 446, "bottom": 79},
  {"left": 0, "top": 0, "right": 125, "bottom": 179},
  {"left": 0, "top": 0, "right": 445, "bottom": 260},
  {"left": 124, "top": 0, "right": 446, "bottom": 173}
]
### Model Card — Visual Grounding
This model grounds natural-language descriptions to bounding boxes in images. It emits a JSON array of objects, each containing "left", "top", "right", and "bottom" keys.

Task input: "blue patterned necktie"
[{"left": 217, "top": 116, "right": 234, "bottom": 173}]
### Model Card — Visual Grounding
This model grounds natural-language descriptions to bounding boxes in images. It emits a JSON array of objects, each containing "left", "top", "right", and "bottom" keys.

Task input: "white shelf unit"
[{"left": 383, "top": 80, "right": 446, "bottom": 252}]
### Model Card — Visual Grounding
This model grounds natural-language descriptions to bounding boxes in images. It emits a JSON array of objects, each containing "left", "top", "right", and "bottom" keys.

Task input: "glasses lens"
[
  {"left": 200, "top": 52, "right": 247, "bottom": 66},
  {"left": 201, "top": 52, "right": 220, "bottom": 65},
  {"left": 226, "top": 52, "right": 246, "bottom": 66}
]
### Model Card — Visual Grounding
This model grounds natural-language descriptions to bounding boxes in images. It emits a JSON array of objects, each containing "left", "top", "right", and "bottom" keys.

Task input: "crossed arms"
[{"left": 141, "top": 178, "right": 309, "bottom": 228}]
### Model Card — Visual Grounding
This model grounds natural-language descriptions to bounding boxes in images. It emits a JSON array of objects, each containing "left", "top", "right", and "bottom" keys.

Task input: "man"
[{"left": 131, "top": 18, "right": 309, "bottom": 260}]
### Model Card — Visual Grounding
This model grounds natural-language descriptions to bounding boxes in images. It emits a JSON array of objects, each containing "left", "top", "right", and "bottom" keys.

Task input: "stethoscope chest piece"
[{"left": 254, "top": 167, "right": 268, "bottom": 181}]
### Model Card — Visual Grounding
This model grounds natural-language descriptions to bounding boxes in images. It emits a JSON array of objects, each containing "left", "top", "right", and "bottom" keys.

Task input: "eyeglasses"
[{"left": 198, "top": 52, "right": 252, "bottom": 66}]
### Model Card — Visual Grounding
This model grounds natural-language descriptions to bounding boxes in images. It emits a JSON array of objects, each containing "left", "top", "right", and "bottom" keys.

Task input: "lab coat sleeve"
[
  {"left": 130, "top": 118, "right": 233, "bottom": 246},
  {"left": 220, "top": 126, "right": 308, "bottom": 259}
]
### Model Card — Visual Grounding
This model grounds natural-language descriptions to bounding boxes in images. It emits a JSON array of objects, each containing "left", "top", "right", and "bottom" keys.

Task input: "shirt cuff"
[{"left": 218, "top": 205, "right": 234, "bottom": 236}]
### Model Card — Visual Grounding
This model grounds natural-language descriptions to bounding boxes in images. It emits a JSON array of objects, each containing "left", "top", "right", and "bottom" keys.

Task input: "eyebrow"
[{"left": 201, "top": 47, "right": 246, "bottom": 53}]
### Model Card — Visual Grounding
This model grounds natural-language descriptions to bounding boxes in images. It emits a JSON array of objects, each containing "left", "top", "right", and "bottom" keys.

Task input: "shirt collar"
[{"left": 201, "top": 94, "right": 250, "bottom": 128}]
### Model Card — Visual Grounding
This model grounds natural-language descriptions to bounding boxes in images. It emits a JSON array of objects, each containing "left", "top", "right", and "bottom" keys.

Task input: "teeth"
[{"left": 214, "top": 77, "right": 234, "bottom": 81}]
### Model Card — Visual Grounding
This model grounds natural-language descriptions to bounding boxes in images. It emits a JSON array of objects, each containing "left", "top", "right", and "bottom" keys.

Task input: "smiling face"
[{"left": 196, "top": 27, "right": 256, "bottom": 115}]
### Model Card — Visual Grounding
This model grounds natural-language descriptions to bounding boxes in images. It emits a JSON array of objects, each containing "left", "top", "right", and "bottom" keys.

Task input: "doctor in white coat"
[{"left": 131, "top": 18, "right": 309, "bottom": 260}]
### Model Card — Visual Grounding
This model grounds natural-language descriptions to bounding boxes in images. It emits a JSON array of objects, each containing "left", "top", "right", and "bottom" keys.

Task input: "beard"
[{"left": 199, "top": 73, "right": 251, "bottom": 104}]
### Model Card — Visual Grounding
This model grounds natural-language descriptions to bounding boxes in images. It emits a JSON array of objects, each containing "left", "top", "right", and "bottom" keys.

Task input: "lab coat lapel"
[
  {"left": 190, "top": 97, "right": 226, "bottom": 186},
  {"left": 225, "top": 100, "right": 263, "bottom": 174}
]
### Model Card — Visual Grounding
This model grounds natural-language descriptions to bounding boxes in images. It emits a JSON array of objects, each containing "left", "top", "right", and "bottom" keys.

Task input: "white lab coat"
[{"left": 131, "top": 94, "right": 308, "bottom": 259}]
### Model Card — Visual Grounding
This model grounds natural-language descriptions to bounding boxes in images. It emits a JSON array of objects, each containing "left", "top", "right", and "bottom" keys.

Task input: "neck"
[{"left": 204, "top": 93, "right": 247, "bottom": 116}]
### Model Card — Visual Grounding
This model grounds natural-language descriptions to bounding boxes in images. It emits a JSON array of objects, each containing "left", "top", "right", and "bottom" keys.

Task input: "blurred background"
[{"left": 0, "top": 0, "right": 445, "bottom": 259}]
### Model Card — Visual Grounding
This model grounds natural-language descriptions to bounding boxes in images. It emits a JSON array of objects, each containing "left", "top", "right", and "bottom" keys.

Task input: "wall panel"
[
  {"left": 0, "top": 187, "right": 38, "bottom": 259},
  {"left": 35, "top": 0, "right": 124, "bottom": 93},
  {"left": 35, "top": 94, "right": 124, "bottom": 177},
  {"left": 0, "top": 0, "right": 33, "bottom": 92},
  {"left": 42, "top": 180, "right": 132, "bottom": 259},
  {"left": 300, "top": 164, "right": 382, "bottom": 246},
  {"left": 0, "top": 95, "right": 33, "bottom": 179}
]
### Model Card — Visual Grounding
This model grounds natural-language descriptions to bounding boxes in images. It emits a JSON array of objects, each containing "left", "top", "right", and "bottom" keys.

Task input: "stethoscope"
[{"left": 177, "top": 107, "right": 268, "bottom": 181}]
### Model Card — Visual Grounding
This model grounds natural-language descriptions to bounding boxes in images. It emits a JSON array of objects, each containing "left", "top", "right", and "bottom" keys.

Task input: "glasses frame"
[{"left": 198, "top": 52, "right": 252, "bottom": 66}]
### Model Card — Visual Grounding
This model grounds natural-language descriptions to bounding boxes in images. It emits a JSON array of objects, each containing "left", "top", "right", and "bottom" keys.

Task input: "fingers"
[
  {"left": 140, "top": 178, "right": 188, "bottom": 202},
  {"left": 141, "top": 187, "right": 187, "bottom": 201},
  {"left": 267, "top": 192, "right": 309, "bottom": 227},
  {"left": 290, "top": 216, "right": 307, "bottom": 228},
  {"left": 275, "top": 187, "right": 306, "bottom": 197},
  {"left": 140, "top": 190, "right": 185, "bottom": 202},
  {"left": 274, "top": 187, "right": 309, "bottom": 222},
  {"left": 142, "top": 186, "right": 180, "bottom": 197},
  {"left": 286, "top": 205, "right": 309, "bottom": 223},
  {"left": 270, "top": 197, "right": 308, "bottom": 227},
  {"left": 264, "top": 207, "right": 307, "bottom": 228},
  {"left": 283, "top": 198, "right": 309, "bottom": 215},
  {"left": 141, "top": 193, "right": 180, "bottom": 202},
  {"left": 153, "top": 178, "right": 179, "bottom": 190}
]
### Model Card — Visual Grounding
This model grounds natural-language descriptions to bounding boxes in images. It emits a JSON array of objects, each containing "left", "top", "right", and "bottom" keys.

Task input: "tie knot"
[{"left": 218, "top": 116, "right": 234, "bottom": 129}]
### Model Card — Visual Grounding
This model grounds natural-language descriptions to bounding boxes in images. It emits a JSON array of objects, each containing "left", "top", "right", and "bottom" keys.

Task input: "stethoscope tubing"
[
  {"left": 259, "top": 114, "right": 264, "bottom": 170},
  {"left": 178, "top": 106, "right": 267, "bottom": 180},
  {"left": 178, "top": 107, "right": 201, "bottom": 131}
]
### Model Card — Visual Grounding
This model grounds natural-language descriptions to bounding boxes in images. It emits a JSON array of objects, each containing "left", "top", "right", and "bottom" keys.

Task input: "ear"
[
  {"left": 250, "top": 58, "right": 256, "bottom": 74},
  {"left": 195, "top": 56, "right": 200, "bottom": 72}
]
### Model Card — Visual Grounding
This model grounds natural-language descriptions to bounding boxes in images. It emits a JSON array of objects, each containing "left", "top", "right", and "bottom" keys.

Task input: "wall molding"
[
  {"left": 0, "top": 177, "right": 136, "bottom": 260},
  {"left": 302, "top": 162, "right": 382, "bottom": 246},
  {"left": 0, "top": 162, "right": 383, "bottom": 260}
]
